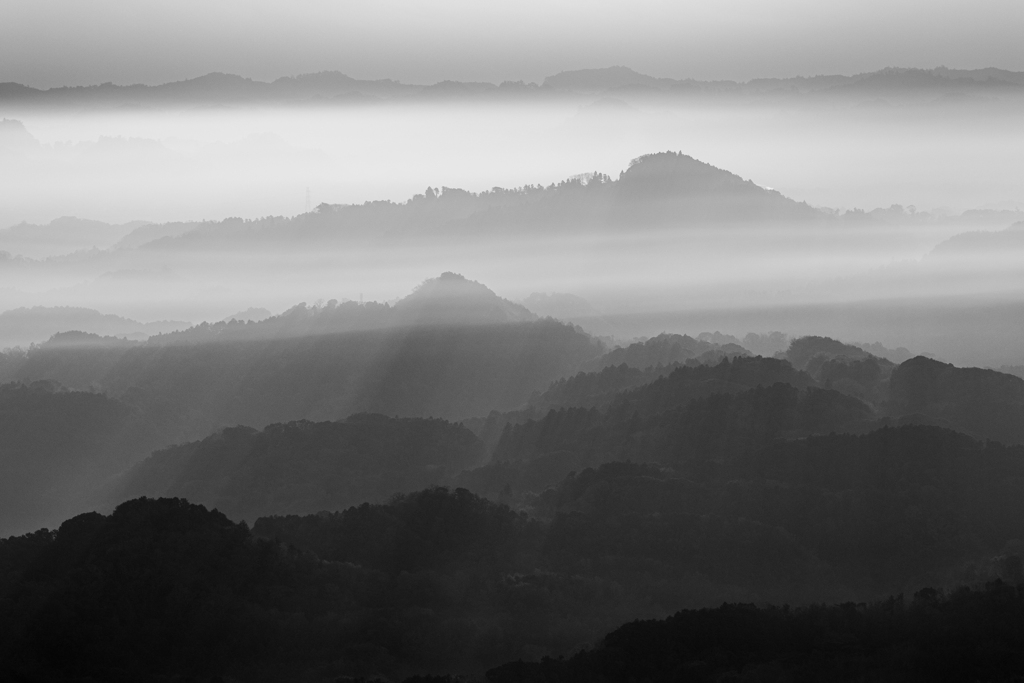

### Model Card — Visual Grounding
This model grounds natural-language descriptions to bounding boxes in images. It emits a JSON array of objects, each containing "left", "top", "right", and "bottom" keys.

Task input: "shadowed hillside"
[
  {"left": 0, "top": 276, "right": 602, "bottom": 444},
  {"left": 115, "top": 414, "right": 485, "bottom": 522},
  {"left": 0, "top": 381, "right": 176, "bottom": 537},
  {"left": 890, "top": 356, "right": 1024, "bottom": 444}
]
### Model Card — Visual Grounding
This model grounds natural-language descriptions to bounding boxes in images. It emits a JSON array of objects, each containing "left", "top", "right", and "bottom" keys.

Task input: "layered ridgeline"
[
  {"left": 105, "top": 151, "right": 823, "bottom": 251},
  {"left": 0, "top": 274, "right": 598, "bottom": 535},
  {"left": 4, "top": 462, "right": 1024, "bottom": 680},
  {"left": 0, "top": 151, "right": 834, "bottom": 335},
  {"left": 0, "top": 275, "right": 787, "bottom": 537},
  {"left": 0, "top": 151, "right": 823, "bottom": 258},
  {"left": 115, "top": 415, "right": 486, "bottom": 523},
  {"left": 0, "top": 215, "right": 150, "bottom": 259},
  {"left": 462, "top": 335, "right": 1024, "bottom": 498},
  {"left": 99, "top": 336, "right": 1024, "bottom": 597},
  {"left": 5, "top": 329, "right": 1024, "bottom": 678},
  {"left": 99, "top": 330, "right": 1024, "bottom": 538},
  {"left": 0, "top": 273, "right": 596, "bottom": 433},
  {"left": 3, "top": 66, "right": 1023, "bottom": 108},
  {"left": 0, "top": 305, "right": 189, "bottom": 349}
]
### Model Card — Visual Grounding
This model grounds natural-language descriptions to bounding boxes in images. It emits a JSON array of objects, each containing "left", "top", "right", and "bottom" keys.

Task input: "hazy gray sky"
[{"left": 3, "top": 0, "right": 1022, "bottom": 87}]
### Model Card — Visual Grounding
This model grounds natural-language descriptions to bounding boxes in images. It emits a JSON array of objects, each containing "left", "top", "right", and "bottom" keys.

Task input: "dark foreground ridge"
[
  {"left": 3, "top": 485, "right": 1024, "bottom": 681},
  {"left": 487, "top": 581, "right": 1024, "bottom": 683}
]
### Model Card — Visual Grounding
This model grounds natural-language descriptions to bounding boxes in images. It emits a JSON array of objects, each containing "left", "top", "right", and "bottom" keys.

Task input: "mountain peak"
[
  {"left": 396, "top": 273, "right": 537, "bottom": 325},
  {"left": 543, "top": 66, "right": 665, "bottom": 91}
]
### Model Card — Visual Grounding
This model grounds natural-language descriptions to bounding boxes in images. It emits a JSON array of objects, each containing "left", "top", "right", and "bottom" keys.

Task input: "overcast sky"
[{"left": 3, "top": 0, "right": 1022, "bottom": 88}]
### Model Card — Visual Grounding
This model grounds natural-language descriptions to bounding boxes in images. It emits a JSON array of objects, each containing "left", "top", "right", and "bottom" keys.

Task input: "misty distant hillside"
[
  {"left": 851, "top": 340, "right": 915, "bottom": 364},
  {"left": 0, "top": 306, "right": 189, "bottom": 349},
  {"left": 542, "top": 66, "right": 680, "bottom": 92},
  {"left": 4, "top": 66, "right": 1023, "bottom": 109},
  {"left": 0, "top": 317, "right": 600, "bottom": 443},
  {"left": 521, "top": 333, "right": 762, "bottom": 411},
  {"left": 394, "top": 271, "right": 536, "bottom": 325},
  {"left": 0, "top": 216, "right": 148, "bottom": 259},
  {"left": 0, "top": 118, "right": 40, "bottom": 152},
  {"left": 830, "top": 66, "right": 1024, "bottom": 96},
  {"left": 930, "top": 220, "right": 1024, "bottom": 256},
  {"left": 546, "top": 65, "right": 1024, "bottom": 101},
  {"left": 113, "top": 219, "right": 205, "bottom": 249},
  {"left": 0, "top": 71, "right": 417, "bottom": 108},
  {"left": 144, "top": 272, "right": 535, "bottom": 343},
  {"left": 135, "top": 152, "right": 821, "bottom": 250},
  {"left": 587, "top": 332, "right": 750, "bottom": 371},
  {"left": 221, "top": 307, "right": 272, "bottom": 323}
]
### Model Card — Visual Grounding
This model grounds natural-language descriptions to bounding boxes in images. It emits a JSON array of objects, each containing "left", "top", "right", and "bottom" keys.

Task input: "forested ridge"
[
  {"left": 3, "top": 318, "right": 600, "bottom": 437},
  {"left": 117, "top": 414, "right": 485, "bottom": 522},
  {"left": 4, "top": 468, "right": 1024, "bottom": 681},
  {"left": 131, "top": 152, "right": 827, "bottom": 249},
  {"left": 487, "top": 581, "right": 1024, "bottom": 683},
  {"left": 0, "top": 380, "right": 176, "bottom": 536},
  {"left": 3, "top": 324, "right": 1024, "bottom": 680}
]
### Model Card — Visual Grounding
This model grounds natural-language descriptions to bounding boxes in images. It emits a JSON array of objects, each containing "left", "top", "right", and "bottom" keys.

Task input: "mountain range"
[
  {"left": 3, "top": 66, "right": 1024, "bottom": 108},
  {"left": 0, "top": 306, "right": 189, "bottom": 349},
  {"left": 1, "top": 265, "right": 1024, "bottom": 679}
]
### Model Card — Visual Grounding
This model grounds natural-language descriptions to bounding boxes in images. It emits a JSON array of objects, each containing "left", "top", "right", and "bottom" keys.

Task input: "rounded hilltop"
[{"left": 395, "top": 272, "right": 537, "bottom": 326}]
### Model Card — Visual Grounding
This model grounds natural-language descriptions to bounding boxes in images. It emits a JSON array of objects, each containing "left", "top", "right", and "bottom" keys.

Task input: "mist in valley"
[{"left": 1, "top": 91, "right": 1023, "bottom": 366}]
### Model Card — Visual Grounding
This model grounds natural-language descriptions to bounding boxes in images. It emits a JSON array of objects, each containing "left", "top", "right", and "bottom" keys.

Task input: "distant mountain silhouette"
[
  {"left": 851, "top": 340, "right": 915, "bottom": 364},
  {"left": 0, "top": 280, "right": 601, "bottom": 440},
  {"left": 542, "top": 66, "right": 677, "bottom": 91},
  {"left": 0, "top": 71, "right": 417, "bottom": 107},
  {"left": 0, "top": 118, "right": 39, "bottom": 153},
  {"left": 0, "top": 216, "right": 149, "bottom": 258},
  {"left": 129, "top": 152, "right": 823, "bottom": 251},
  {"left": 4, "top": 66, "right": 1021, "bottom": 108},
  {"left": 394, "top": 272, "right": 537, "bottom": 326},
  {"left": 930, "top": 221, "right": 1024, "bottom": 256},
  {"left": 608, "top": 152, "right": 819, "bottom": 222},
  {"left": 138, "top": 272, "right": 536, "bottom": 344},
  {"left": 587, "top": 332, "right": 749, "bottom": 371},
  {"left": 830, "top": 66, "right": 1023, "bottom": 95},
  {"left": 785, "top": 335, "right": 875, "bottom": 370},
  {"left": 221, "top": 307, "right": 272, "bottom": 323},
  {"left": 113, "top": 219, "right": 203, "bottom": 249},
  {"left": 0, "top": 306, "right": 189, "bottom": 348}
]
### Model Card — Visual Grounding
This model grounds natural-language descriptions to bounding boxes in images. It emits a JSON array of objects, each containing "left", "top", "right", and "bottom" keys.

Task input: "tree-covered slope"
[
  {"left": 890, "top": 356, "right": 1024, "bottom": 445},
  {"left": 116, "top": 414, "right": 485, "bottom": 522},
  {"left": 6, "top": 317, "right": 600, "bottom": 443},
  {"left": 0, "top": 381, "right": 166, "bottom": 537},
  {"left": 486, "top": 581, "right": 1024, "bottom": 683}
]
